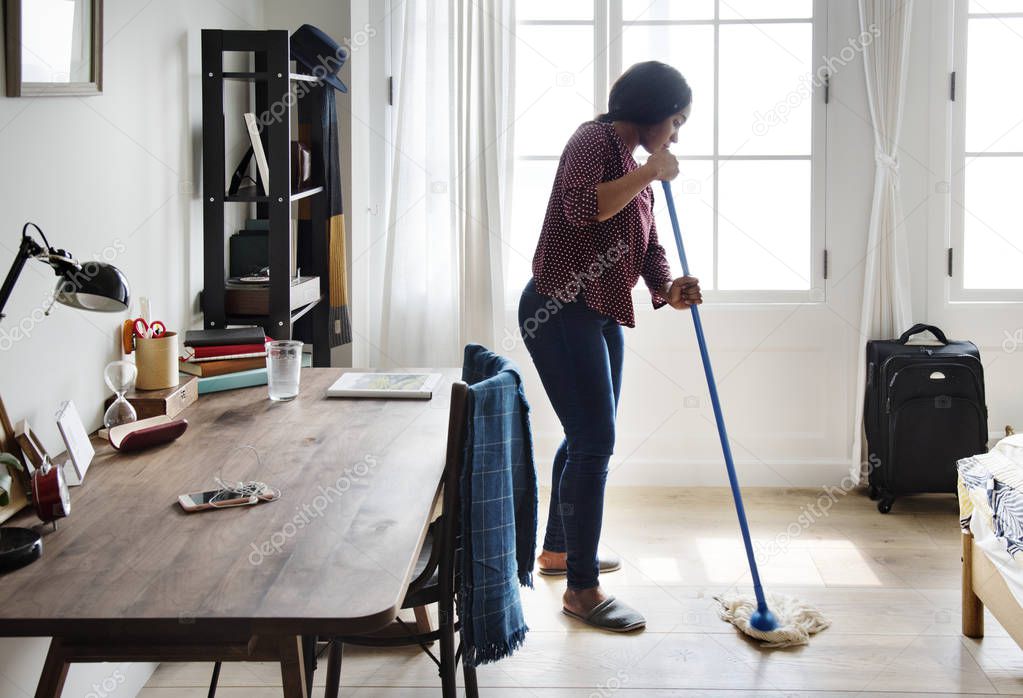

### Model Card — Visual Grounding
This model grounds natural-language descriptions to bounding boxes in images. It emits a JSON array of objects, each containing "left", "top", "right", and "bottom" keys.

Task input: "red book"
[
  {"left": 179, "top": 356, "right": 266, "bottom": 377},
  {"left": 184, "top": 339, "right": 269, "bottom": 360}
]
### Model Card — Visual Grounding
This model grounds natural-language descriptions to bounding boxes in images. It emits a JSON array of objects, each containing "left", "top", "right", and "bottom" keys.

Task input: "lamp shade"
[{"left": 53, "top": 261, "right": 130, "bottom": 312}]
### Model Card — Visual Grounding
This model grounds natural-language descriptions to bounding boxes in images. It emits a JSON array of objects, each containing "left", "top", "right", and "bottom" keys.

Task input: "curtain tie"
[{"left": 875, "top": 149, "right": 900, "bottom": 186}]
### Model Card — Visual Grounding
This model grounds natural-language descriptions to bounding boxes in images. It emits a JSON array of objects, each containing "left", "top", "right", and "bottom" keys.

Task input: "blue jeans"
[{"left": 518, "top": 279, "right": 623, "bottom": 590}]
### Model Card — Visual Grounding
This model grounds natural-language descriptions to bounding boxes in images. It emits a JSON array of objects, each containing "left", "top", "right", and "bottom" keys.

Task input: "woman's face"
[{"left": 640, "top": 103, "right": 692, "bottom": 153}]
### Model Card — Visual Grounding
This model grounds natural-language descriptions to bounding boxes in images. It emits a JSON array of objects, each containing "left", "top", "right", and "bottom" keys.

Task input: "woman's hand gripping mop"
[{"left": 661, "top": 180, "right": 830, "bottom": 648}]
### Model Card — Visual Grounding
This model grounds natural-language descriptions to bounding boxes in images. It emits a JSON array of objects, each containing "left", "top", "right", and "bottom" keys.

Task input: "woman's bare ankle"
[
  {"left": 538, "top": 549, "right": 566, "bottom": 567},
  {"left": 563, "top": 585, "right": 608, "bottom": 614}
]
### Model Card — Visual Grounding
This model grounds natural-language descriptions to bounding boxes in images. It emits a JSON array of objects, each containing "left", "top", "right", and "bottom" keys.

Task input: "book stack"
[
  {"left": 181, "top": 328, "right": 312, "bottom": 395},
  {"left": 181, "top": 327, "right": 268, "bottom": 376},
  {"left": 181, "top": 327, "right": 270, "bottom": 394}
]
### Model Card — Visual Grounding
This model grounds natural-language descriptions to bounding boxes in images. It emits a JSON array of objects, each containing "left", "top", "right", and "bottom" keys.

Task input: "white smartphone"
[{"left": 177, "top": 489, "right": 257, "bottom": 513}]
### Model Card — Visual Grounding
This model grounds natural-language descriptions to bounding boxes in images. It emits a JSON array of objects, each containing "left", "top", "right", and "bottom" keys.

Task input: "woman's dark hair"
[{"left": 596, "top": 61, "right": 692, "bottom": 125}]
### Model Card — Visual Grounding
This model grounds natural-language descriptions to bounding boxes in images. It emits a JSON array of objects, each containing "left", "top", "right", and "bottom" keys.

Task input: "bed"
[{"left": 959, "top": 433, "right": 1023, "bottom": 646}]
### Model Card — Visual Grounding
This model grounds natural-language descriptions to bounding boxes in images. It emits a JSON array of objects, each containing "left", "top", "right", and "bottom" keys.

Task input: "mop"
[{"left": 661, "top": 180, "right": 830, "bottom": 648}]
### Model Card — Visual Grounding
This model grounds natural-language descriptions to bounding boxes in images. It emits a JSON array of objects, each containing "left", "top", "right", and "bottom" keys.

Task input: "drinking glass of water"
[{"left": 267, "top": 340, "right": 303, "bottom": 401}]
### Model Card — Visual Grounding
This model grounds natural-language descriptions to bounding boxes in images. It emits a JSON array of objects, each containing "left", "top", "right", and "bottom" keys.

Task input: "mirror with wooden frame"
[{"left": 3, "top": 0, "right": 102, "bottom": 97}]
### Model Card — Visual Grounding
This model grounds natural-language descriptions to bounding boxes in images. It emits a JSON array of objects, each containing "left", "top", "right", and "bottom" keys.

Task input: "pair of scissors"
[{"left": 132, "top": 318, "right": 167, "bottom": 339}]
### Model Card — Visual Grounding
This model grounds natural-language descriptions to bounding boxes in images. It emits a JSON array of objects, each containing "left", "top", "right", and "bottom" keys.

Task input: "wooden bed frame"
[{"left": 963, "top": 531, "right": 1023, "bottom": 646}]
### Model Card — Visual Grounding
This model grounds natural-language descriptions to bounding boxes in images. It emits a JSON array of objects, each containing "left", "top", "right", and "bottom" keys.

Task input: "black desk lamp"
[
  {"left": 0, "top": 222, "right": 130, "bottom": 320},
  {"left": 0, "top": 222, "right": 130, "bottom": 572}
]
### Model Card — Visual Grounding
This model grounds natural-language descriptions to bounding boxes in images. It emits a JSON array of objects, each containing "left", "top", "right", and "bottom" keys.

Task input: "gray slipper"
[
  {"left": 538, "top": 553, "right": 621, "bottom": 577},
  {"left": 562, "top": 596, "right": 646, "bottom": 633}
]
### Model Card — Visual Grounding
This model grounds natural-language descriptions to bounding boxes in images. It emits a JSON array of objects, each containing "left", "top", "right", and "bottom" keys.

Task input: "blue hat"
[{"left": 290, "top": 24, "right": 348, "bottom": 93}]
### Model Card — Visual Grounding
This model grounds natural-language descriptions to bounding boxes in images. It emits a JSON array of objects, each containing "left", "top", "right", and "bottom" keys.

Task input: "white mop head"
[{"left": 714, "top": 592, "right": 830, "bottom": 648}]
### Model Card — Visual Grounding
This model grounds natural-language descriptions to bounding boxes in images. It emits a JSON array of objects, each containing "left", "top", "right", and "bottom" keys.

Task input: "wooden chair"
[
  {"left": 208, "top": 381, "right": 477, "bottom": 698},
  {"left": 321, "top": 380, "right": 477, "bottom": 697}
]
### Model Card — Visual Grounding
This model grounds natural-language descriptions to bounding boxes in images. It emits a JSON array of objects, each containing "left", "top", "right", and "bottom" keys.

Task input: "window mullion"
[
  {"left": 951, "top": 0, "right": 968, "bottom": 298},
  {"left": 595, "top": 0, "right": 611, "bottom": 116},
  {"left": 712, "top": 0, "right": 720, "bottom": 290}
]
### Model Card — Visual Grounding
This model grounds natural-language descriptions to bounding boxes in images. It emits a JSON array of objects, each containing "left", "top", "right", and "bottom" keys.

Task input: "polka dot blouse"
[{"left": 531, "top": 120, "right": 673, "bottom": 328}]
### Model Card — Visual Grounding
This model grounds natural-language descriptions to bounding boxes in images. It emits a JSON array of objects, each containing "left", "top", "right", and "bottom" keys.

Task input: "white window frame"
[
  {"left": 949, "top": 0, "right": 1023, "bottom": 303},
  {"left": 514, "top": 0, "right": 829, "bottom": 306}
]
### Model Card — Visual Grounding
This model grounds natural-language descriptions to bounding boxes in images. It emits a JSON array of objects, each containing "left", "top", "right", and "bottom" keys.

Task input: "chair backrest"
[
  {"left": 439, "top": 379, "right": 469, "bottom": 562},
  {"left": 407, "top": 381, "right": 469, "bottom": 600}
]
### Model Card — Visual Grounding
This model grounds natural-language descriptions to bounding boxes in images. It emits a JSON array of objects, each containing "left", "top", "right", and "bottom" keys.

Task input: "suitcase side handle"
[{"left": 898, "top": 323, "right": 949, "bottom": 344}]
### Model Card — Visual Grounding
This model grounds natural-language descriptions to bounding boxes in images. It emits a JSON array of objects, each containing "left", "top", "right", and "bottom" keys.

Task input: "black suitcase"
[{"left": 864, "top": 323, "right": 987, "bottom": 513}]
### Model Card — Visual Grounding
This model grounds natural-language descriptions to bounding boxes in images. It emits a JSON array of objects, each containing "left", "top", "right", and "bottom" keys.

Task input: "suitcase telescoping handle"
[{"left": 898, "top": 323, "right": 949, "bottom": 345}]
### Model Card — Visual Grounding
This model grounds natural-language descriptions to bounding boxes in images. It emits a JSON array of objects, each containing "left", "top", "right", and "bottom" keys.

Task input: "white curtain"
[
  {"left": 850, "top": 0, "right": 915, "bottom": 483},
  {"left": 375, "top": 0, "right": 514, "bottom": 367}
]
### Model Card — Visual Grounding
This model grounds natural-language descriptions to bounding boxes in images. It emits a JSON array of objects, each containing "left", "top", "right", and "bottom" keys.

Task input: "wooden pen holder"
[{"left": 135, "top": 332, "right": 179, "bottom": 390}]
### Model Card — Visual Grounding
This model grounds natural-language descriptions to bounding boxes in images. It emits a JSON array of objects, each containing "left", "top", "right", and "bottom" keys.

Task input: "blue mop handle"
[{"left": 661, "top": 180, "right": 770, "bottom": 614}]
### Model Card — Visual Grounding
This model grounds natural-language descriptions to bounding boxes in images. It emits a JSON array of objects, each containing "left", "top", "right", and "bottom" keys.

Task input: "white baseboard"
[{"left": 534, "top": 457, "right": 854, "bottom": 488}]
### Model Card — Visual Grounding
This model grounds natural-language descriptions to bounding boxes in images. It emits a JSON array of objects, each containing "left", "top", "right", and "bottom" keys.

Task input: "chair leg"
[
  {"left": 207, "top": 661, "right": 222, "bottom": 698},
  {"left": 462, "top": 655, "right": 479, "bottom": 698},
  {"left": 414, "top": 605, "right": 434, "bottom": 635},
  {"left": 439, "top": 601, "right": 457, "bottom": 698},
  {"left": 324, "top": 640, "right": 343, "bottom": 698}
]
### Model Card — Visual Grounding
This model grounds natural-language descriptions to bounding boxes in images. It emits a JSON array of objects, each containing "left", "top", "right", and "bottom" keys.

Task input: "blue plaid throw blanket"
[{"left": 459, "top": 344, "right": 537, "bottom": 666}]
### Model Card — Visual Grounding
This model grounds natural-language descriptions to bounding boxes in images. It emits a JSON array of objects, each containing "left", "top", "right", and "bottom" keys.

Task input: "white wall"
[
  {"left": 263, "top": 0, "right": 374, "bottom": 370},
  {"left": 0, "top": 0, "right": 264, "bottom": 695},
  {"left": 349, "top": 0, "right": 1023, "bottom": 489}
]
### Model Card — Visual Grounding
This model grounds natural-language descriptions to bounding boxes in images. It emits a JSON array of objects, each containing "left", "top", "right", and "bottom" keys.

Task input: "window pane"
[
  {"left": 622, "top": 0, "right": 714, "bottom": 21},
  {"left": 966, "top": 18, "right": 1023, "bottom": 153},
  {"left": 719, "top": 0, "right": 813, "bottom": 20},
  {"left": 717, "top": 160, "right": 811, "bottom": 290},
  {"left": 653, "top": 160, "right": 716, "bottom": 286},
  {"left": 962, "top": 157, "right": 1023, "bottom": 289},
  {"left": 622, "top": 25, "right": 714, "bottom": 156},
  {"left": 514, "top": 25, "right": 596, "bottom": 156},
  {"left": 507, "top": 160, "right": 558, "bottom": 294},
  {"left": 517, "top": 0, "right": 592, "bottom": 21},
  {"left": 969, "top": 0, "right": 1023, "bottom": 14},
  {"left": 719, "top": 23, "right": 812, "bottom": 156}
]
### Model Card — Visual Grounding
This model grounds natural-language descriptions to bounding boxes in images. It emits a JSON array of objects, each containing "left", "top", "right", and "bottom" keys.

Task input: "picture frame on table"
[
  {"left": 55, "top": 400, "right": 94, "bottom": 486},
  {"left": 0, "top": 394, "right": 30, "bottom": 523},
  {"left": 14, "top": 419, "right": 47, "bottom": 471}
]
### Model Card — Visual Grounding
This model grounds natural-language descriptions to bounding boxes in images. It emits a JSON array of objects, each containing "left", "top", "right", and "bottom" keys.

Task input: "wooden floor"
[{"left": 140, "top": 487, "right": 1023, "bottom": 697}]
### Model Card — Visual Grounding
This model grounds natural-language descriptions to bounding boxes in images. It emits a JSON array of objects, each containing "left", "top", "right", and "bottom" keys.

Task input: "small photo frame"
[
  {"left": 14, "top": 419, "right": 48, "bottom": 473},
  {"left": 55, "top": 400, "right": 94, "bottom": 486}
]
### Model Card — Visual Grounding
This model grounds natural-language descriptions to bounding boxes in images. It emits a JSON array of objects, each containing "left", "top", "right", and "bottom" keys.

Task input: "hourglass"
[{"left": 103, "top": 360, "right": 138, "bottom": 429}]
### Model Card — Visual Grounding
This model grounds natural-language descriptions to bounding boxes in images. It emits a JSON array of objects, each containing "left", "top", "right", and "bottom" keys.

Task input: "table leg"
[
  {"left": 278, "top": 635, "right": 308, "bottom": 698},
  {"left": 302, "top": 635, "right": 317, "bottom": 697},
  {"left": 34, "top": 639, "right": 70, "bottom": 698},
  {"left": 414, "top": 605, "right": 433, "bottom": 635},
  {"left": 324, "top": 641, "right": 342, "bottom": 698}
]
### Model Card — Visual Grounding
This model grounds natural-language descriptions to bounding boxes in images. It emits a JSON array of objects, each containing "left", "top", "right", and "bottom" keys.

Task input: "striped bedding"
[{"left": 958, "top": 434, "right": 1023, "bottom": 558}]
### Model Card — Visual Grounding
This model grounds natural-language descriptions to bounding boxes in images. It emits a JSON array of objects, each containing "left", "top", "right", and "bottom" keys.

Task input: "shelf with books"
[{"left": 201, "top": 29, "right": 331, "bottom": 367}]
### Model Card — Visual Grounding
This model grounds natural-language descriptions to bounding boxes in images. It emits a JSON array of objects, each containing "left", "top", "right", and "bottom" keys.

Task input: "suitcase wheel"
[{"left": 877, "top": 497, "right": 894, "bottom": 514}]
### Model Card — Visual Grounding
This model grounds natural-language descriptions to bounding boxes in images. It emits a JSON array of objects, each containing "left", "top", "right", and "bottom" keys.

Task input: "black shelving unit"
[{"left": 201, "top": 29, "right": 330, "bottom": 366}]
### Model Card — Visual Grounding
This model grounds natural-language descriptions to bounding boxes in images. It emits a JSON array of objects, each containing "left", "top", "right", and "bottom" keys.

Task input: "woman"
[{"left": 519, "top": 61, "right": 701, "bottom": 632}]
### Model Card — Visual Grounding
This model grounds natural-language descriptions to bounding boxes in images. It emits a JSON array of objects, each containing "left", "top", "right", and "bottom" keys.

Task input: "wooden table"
[{"left": 0, "top": 368, "right": 457, "bottom": 698}]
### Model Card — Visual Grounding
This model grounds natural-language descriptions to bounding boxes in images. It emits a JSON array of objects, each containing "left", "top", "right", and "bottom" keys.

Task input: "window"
[
  {"left": 951, "top": 0, "right": 1023, "bottom": 300},
  {"left": 508, "top": 0, "right": 826, "bottom": 303}
]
